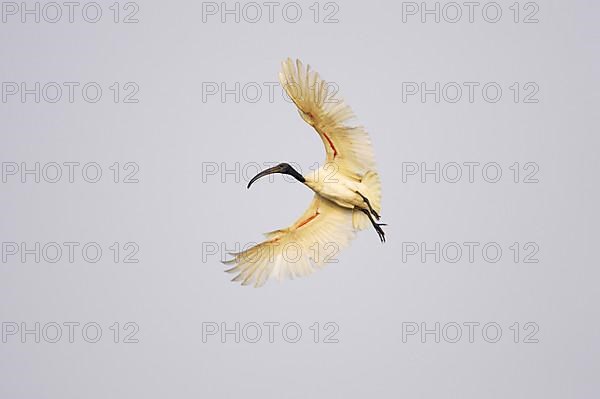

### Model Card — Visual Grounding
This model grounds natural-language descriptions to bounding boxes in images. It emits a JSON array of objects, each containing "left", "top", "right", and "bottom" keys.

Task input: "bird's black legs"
[
  {"left": 361, "top": 208, "right": 386, "bottom": 243},
  {"left": 356, "top": 192, "right": 380, "bottom": 220},
  {"left": 355, "top": 191, "right": 386, "bottom": 242}
]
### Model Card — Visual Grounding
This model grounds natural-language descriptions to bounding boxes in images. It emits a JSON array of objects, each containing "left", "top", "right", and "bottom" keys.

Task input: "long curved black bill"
[{"left": 247, "top": 165, "right": 285, "bottom": 189}]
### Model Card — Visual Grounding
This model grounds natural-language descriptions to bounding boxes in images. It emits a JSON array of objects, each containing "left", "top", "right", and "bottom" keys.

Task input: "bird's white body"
[
  {"left": 303, "top": 166, "right": 364, "bottom": 210},
  {"left": 224, "top": 58, "right": 384, "bottom": 287}
]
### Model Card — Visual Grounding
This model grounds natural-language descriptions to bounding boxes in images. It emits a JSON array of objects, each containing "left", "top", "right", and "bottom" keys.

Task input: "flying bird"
[{"left": 224, "top": 58, "right": 385, "bottom": 287}]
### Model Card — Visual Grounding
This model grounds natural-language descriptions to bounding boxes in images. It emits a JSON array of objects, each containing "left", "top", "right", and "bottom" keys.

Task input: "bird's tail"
[{"left": 352, "top": 170, "right": 382, "bottom": 230}]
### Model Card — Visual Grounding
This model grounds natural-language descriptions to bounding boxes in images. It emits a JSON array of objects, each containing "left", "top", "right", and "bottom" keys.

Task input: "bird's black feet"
[
  {"left": 357, "top": 191, "right": 380, "bottom": 220},
  {"left": 374, "top": 222, "right": 387, "bottom": 243},
  {"left": 361, "top": 208, "right": 386, "bottom": 243}
]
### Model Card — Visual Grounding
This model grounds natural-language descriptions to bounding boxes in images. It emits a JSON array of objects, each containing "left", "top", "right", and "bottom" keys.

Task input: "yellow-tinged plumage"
[
  {"left": 223, "top": 58, "right": 384, "bottom": 287},
  {"left": 279, "top": 58, "right": 377, "bottom": 179},
  {"left": 224, "top": 196, "right": 354, "bottom": 287}
]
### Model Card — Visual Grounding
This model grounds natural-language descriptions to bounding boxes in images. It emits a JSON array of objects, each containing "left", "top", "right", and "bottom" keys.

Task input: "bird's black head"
[{"left": 247, "top": 162, "right": 305, "bottom": 189}]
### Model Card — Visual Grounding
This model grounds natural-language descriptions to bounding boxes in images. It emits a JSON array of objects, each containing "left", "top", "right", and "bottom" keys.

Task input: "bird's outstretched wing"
[
  {"left": 223, "top": 195, "right": 355, "bottom": 287},
  {"left": 279, "top": 58, "right": 377, "bottom": 179}
]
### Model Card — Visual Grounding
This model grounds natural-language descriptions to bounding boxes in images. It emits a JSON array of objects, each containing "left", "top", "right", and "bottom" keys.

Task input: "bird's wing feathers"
[
  {"left": 279, "top": 58, "right": 377, "bottom": 179},
  {"left": 223, "top": 195, "right": 355, "bottom": 287},
  {"left": 223, "top": 59, "right": 381, "bottom": 287}
]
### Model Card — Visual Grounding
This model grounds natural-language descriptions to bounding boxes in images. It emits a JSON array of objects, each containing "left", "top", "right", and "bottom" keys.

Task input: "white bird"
[{"left": 224, "top": 58, "right": 385, "bottom": 287}]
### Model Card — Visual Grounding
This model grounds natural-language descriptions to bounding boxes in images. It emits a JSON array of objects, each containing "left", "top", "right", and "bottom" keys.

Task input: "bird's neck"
[
  {"left": 301, "top": 171, "right": 321, "bottom": 192},
  {"left": 286, "top": 166, "right": 306, "bottom": 183}
]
